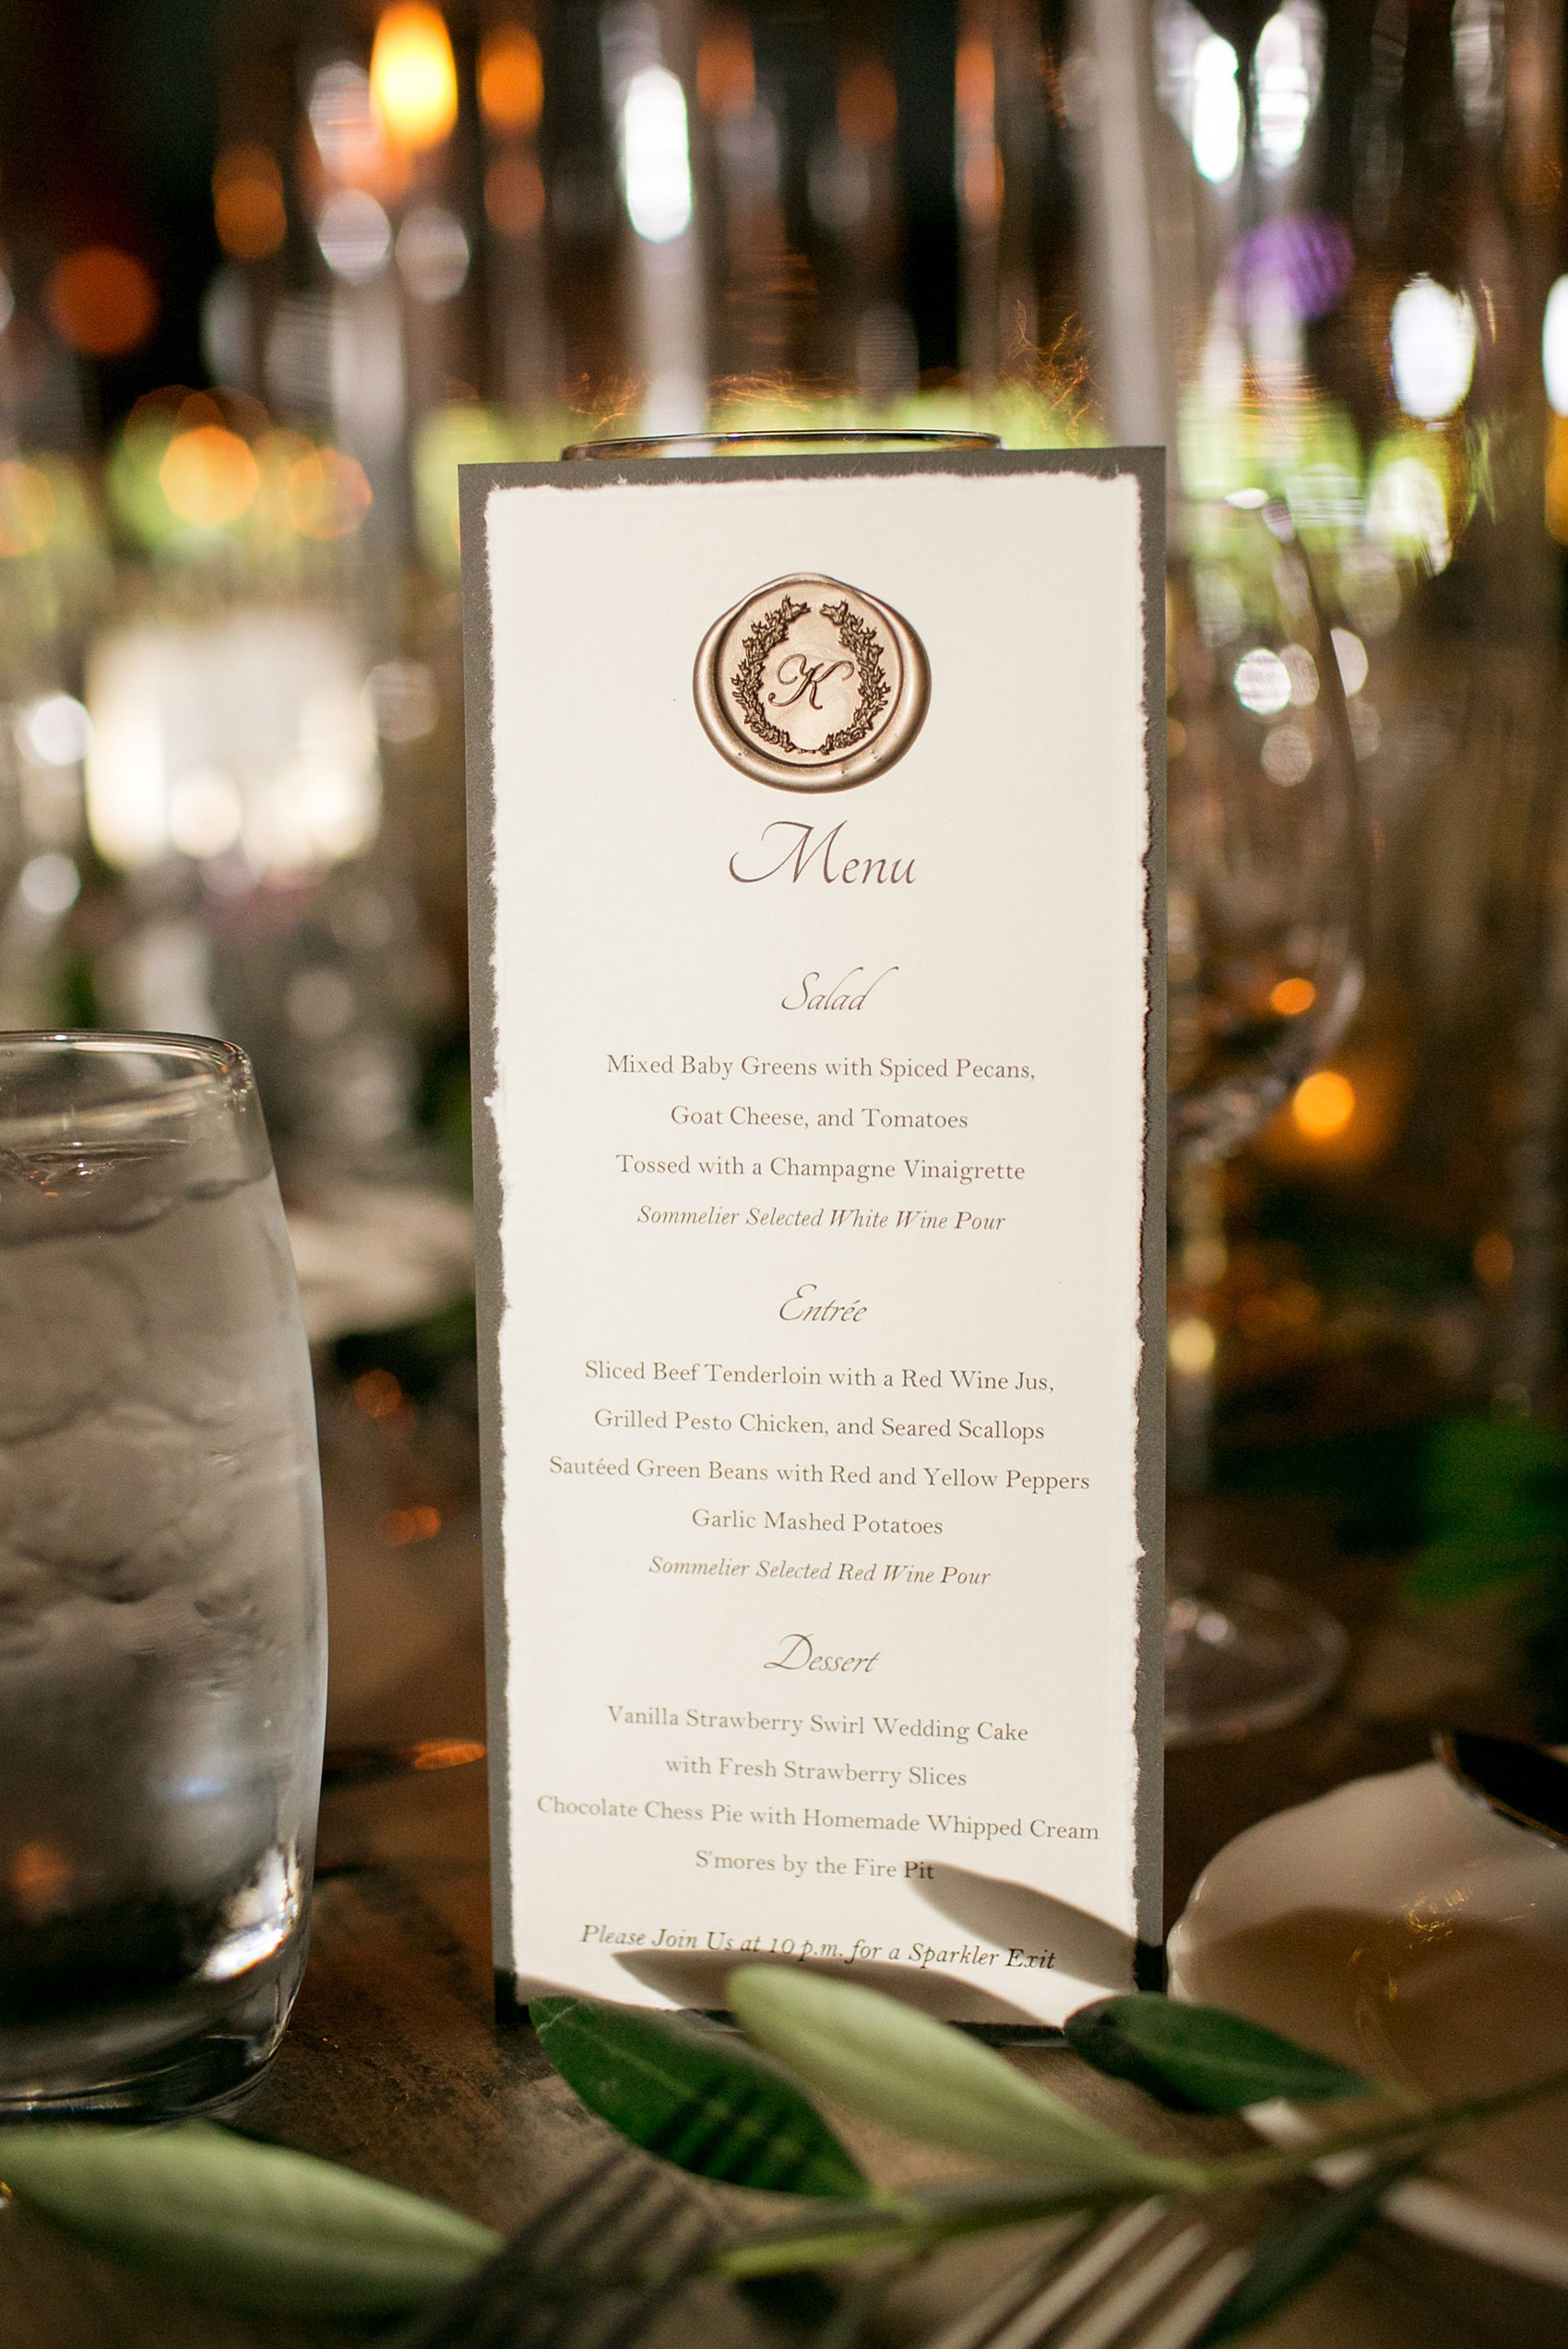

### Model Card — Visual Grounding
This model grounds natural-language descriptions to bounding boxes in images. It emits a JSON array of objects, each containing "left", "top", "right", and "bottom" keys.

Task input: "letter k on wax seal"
[{"left": 695, "top": 573, "right": 929, "bottom": 792}]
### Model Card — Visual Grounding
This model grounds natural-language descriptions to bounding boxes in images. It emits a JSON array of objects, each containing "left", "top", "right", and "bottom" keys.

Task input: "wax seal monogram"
[{"left": 694, "top": 573, "right": 929, "bottom": 792}]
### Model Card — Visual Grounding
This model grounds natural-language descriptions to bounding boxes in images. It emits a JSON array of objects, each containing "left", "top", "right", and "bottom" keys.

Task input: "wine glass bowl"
[
  {"left": 1164, "top": 498, "right": 1370, "bottom": 1743},
  {"left": 1168, "top": 498, "right": 1368, "bottom": 1169}
]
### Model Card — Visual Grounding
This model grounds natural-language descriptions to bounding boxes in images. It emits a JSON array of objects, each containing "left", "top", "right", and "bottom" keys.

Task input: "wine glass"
[{"left": 1164, "top": 494, "right": 1372, "bottom": 1743}]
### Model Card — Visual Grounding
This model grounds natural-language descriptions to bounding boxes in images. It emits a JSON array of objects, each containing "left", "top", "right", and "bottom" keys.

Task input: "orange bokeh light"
[
  {"left": 11, "top": 1839, "right": 72, "bottom": 1922},
  {"left": 371, "top": 3, "right": 458, "bottom": 149},
  {"left": 962, "top": 142, "right": 1004, "bottom": 227},
  {"left": 1270, "top": 977, "right": 1317, "bottom": 1017},
  {"left": 479, "top": 23, "right": 544, "bottom": 135},
  {"left": 696, "top": 18, "right": 755, "bottom": 118},
  {"left": 1290, "top": 1069, "right": 1356, "bottom": 1141},
  {"left": 410, "top": 1737, "right": 485, "bottom": 1770},
  {"left": 1548, "top": 413, "right": 1568, "bottom": 548},
  {"left": 1473, "top": 1230, "right": 1515, "bottom": 1288},
  {"left": 837, "top": 54, "right": 897, "bottom": 146},
  {"left": 0, "top": 461, "right": 56, "bottom": 557},
  {"left": 354, "top": 1367, "right": 404, "bottom": 1418},
  {"left": 955, "top": 36, "right": 994, "bottom": 124},
  {"left": 213, "top": 144, "right": 287, "bottom": 261},
  {"left": 46, "top": 247, "right": 157, "bottom": 357},
  {"left": 160, "top": 425, "right": 260, "bottom": 527},
  {"left": 485, "top": 149, "right": 546, "bottom": 237},
  {"left": 287, "top": 447, "right": 373, "bottom": 540},
  {"left": 379, "top": 1503, "right": 442, "bottom": 1546}
]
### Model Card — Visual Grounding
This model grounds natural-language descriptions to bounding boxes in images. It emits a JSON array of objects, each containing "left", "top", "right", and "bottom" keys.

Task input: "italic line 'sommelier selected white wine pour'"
[{"left": 462, "top": 447, "right": 1163, "bottom": 2030}]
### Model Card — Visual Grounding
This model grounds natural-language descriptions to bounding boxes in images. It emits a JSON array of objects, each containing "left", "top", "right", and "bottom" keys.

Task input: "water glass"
[{"left": 0, "top": 1033, "right": 327, "bottom": 2117}]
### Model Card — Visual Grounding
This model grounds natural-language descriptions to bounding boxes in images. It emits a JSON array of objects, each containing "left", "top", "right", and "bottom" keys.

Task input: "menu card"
[{"left": 463, "top": 448, "right": 1164, "bottom": 2029}]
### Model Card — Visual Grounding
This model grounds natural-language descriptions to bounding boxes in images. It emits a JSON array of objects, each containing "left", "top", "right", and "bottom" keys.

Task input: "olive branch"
[{"left": 7, "top": 1974, "right": 1568, "bottom": 2343}]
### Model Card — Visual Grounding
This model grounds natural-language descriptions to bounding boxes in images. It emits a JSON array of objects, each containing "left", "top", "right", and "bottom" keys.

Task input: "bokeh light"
[
  {"left": 317, "top": 188, "right": 393, "bottom": 282},
  {"left": 396, "top": 204, "right": 469, "bottom": 302},
  {"left": 370, "top": 4, "right": 458, "bottom": 150},
  {"left": 0, "top": 461, "right": 57, "bottom": 557},
  {"left": 1270, "top": 977, "right": 1316, "bottom": 1017},
  {"left": 309, "top": 61, "right": 386, "bottom": 182},
  {"left": 286, "top": 964, "right": 354, "bottom": 1039},
  {"left": 485, "top": 151, "right": 546, "bottom": 238},
  {"left": 479, "top": 23, "right": 544, "bottom": 135},
  {"left": 409, "top": 1737, "right": 484, "bottom": 1770},
  {"left": 1253, "top": 6, "right": 1317, "bottom": 172},
  {"left": 1261, "top": 722, "right": 1313, "bottom": 785},
  {"left": 1291, "top": 1068, "right": 1356, "bottom": 1140},
  {"left": 837, "top": 54, "right": 897, "bottom": 147},
  {"left": 1191, "top": 35, "right": 1241, "bottom": 185},
  {"left": 160, "top": 425, "right": 260, "bottom": 527},
  {"left": 962, "top": 143, "right": 1004, "bottom": 230},
  {"left": 1543, "top": 276, "right": 1568, "bottom": 415},
  {"left": 1453, "top": 0, "right": 1504, "bottom": 133},
  {"left": 1169, "top": 1317, "right": 1218, "bottom": 1375},
  {"left": 365, "top": 660, "right": 439, "bottom": 743},
  {"left": 286, "top": 447, "right": 374, "bottom": 540},
  {"left": 380, "top": 1504, "right": 443, "bottom": 1546},
  {"left": 18, "top": 853, "right": 80, "bottom": 916},
  {"left": 46, "top": 247, "right": 157, "bottom": 357},
  {"left": 1233, "top": 647, "right": 1292, "bottom": 716},
  {"left": 1390, "top": 276, "right": 1477, "bottom": 423},
  {"left": 213, "top": 145, "right": 286, "bottom": 261},
  {"left": 1547, "top": 414, "right": 1568, "bottom": 547},
  {"left": 88, "top": 614, "right": 382, "bottom": 876},
  {"left": 21, "top": 694, "right": 91, "bottom": 766},
  {"left": 169, "top": 770, "right": 244, "bottom": 859},
  {"left": 355, "top": 1367, "right": 404, "bottom": 1418},
  {"left": 956, "top": 36, "right": 994, "bottom": 124},
  {"left": 1473, "top": 1230, "right": 1515, "bottom": 1289},
  {"left": 1279, "top": 644, "right": 1318, "bottom": 704},
  {"left": 697, "top": 17, "right": 754, "bottom": 118},
  {"left": 619, "top": 66, "right": 693, "bottom": 244},
  {"left": 1367, "top": 449, "right": 1452, "bottom": 570}
]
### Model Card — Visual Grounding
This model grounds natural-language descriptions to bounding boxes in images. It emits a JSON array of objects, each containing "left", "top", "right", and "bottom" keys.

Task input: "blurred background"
[{"left": 8, "top": 0, "right": 1568, "bottom": 1745}]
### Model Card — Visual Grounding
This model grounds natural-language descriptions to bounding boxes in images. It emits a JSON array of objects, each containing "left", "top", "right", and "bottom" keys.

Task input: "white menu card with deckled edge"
[{"left": 462, "top": 449, "right": 1164, "bottom": 2029}]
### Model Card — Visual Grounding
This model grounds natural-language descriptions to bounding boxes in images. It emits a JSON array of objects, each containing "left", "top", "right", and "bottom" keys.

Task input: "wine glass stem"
[{"left": 1169, "top": 1161, "right": 1224, "bottom": 1495}]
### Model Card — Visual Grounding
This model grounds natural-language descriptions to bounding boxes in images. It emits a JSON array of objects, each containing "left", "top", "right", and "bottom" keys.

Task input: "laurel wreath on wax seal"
[
  {"left": 731, "top": 595, "right": 810, "bottom": 751},
  {"left": 730, "top": 593, "right": 893, "bottom": 758},
  {"left": 815, "top": 599, "right": 892, "bottom": 755}
]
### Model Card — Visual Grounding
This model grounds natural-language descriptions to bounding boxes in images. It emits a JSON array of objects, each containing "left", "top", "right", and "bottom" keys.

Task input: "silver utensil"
[
  {"left": 1434, "top": 1727, "right": 1568, "bottom": 1849},
  {"left": 919, "top": 2201, "right": 1250, "bottom": 2349},
  {"left": 382, "top": 2145, "right": 719, "bottom": 2349}
]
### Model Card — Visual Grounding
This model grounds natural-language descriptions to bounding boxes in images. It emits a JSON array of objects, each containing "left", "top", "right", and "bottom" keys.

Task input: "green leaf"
[
  {"left": 0, "top": 2122, "right": 498, "bottom": 2316},
  {"left": 530, "top": 1994, "right": 865, "bottom": 2197},
  {"left": 1196, "top": 2158, "right": 1415, "bottom": 2343},
  {"left": 727, "top": 1968, "right": 1189, "bottom": 2188},
  {"left": 1063, "top": 1997, "right": 1371, "bottom": 2114}
]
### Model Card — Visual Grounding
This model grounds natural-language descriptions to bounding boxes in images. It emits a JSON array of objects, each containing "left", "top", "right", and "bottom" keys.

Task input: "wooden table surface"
[{"left": 3, "top": 1403, "right": 1562, "bottom": 2348}]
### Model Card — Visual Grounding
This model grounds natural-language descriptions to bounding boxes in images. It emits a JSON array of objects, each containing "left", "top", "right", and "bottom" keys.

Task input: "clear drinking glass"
[
  {"left": 1164, "top": 496, "right": 1370, "bottom": 1742},
  {"left": 0, "top": 1033, "right": 327, "bottom": 2118}
]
